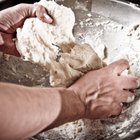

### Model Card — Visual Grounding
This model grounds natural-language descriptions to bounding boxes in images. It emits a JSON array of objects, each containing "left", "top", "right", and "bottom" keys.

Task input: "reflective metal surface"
[{"left": 1, "top": 0, "right": 140, "bottom": 139}]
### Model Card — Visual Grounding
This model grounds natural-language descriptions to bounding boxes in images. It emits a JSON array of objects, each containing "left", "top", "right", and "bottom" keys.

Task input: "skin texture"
[
  {"left": 0, "top": 4, "right": 139, "bottom": 140},
  {"left": 69, "top": 59, "right": 138, "bottom": 119}
]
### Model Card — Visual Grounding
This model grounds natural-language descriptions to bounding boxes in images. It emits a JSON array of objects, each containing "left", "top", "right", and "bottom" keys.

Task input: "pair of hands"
[{"left": 0, "top": 4, "right": 138, "bottom": 120}]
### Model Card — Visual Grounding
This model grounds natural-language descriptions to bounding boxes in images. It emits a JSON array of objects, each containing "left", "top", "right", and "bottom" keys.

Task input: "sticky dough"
[{"left": 16, "top": 0, "right": 103, "bottom": 87}]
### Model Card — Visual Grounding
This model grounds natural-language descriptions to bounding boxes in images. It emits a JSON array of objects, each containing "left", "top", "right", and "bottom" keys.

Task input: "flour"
[
  {"left": 75, "top": 1, "right": 88, "bottom": 11},
  {"left": 113, "top": 24, "right": 140, "bottom": 77}
]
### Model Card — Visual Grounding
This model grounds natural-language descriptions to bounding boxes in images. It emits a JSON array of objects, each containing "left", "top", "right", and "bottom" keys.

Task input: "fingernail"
[
  {"left": 137, "top": 78, "right": 140, "bottom": 88},
  {"left": 44, "top": 13, "right": 53, "bottom": 23},
  {"left": 126, "top": 95, "right": 135, "bottom": 103},
  {"left": 120, "top": 103, "right": 123, "bottom": 106}
]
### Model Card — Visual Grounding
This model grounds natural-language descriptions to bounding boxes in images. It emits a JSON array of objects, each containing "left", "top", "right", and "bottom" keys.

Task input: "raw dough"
[
  {"left": 16, "top": 0, "right": 103, "bottom": 87},
  {"left": 50, "top": 43, "right": 103, "bottom": 87},
  {"left": 16, "top": 0, "right": 75, "bottom": 64}
]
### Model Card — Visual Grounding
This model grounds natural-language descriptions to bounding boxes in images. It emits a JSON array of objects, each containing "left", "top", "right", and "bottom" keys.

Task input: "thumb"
[
  {"left": 108, "top": 59, "right": 129, "bottom": 76},
  {"left": 0, "top": 32, "right": 20, "bottom": 57},
  {"left": 30, "top": 4, "right": 53, "bottom": 23}
]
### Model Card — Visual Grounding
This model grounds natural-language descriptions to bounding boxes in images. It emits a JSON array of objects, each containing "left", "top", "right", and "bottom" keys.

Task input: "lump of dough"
[
  {"left": 49, "top": 60, "right": 83, "bottom": 87},
  {"left": 16, "top": 0, "right": 75, "bottom": 64},
  {"left": 16, "top": 0, "right": 103, "bottom": 87},
  {"left": 50, "top": 43, "right": 103, "bottom": 87},
  {"left": 61, "top": 43, "right": 103, "bottom": 72}
]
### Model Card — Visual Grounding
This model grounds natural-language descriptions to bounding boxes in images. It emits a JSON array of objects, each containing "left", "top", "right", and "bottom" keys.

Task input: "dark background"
[
  {"left": 12, "top": 0, "right": 140, "bottom": 5},
  {"left": 125, "top": 0, "right": 140, "bottom": 4},
  {"left": 0, "top": 0, "right": 140, "bottom": 11},
  {"left": 12, "top": 0, "right": 140, "bottom": 4},
  {"left": 1, "top": 0, "right": 140, "bottom": 10},
  {"left": 128, "top": 0, "right": 140, "bottom": 4},
  {"left": 1, "top": 0, "right": 140, "bottom": 8}
]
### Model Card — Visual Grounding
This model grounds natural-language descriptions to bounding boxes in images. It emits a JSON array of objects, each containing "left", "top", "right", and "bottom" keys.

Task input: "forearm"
[{"left": 0, "top": 83, "right": 84, "bottom": 140}]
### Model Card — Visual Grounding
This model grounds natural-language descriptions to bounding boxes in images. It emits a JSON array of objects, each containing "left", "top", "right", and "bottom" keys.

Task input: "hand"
[
  {"left": 0, "top": 4, "right": 53, "bottom": 56},
  {"left": 69, "top": 59, "right": 139, "bottom": 119}
]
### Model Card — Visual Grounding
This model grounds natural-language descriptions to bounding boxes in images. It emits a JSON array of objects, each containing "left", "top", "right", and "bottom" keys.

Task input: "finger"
[
  {"left": 118, "top": 76, "right": 139, "bottom": 90},
  {"left": 43, "top": 13, "right": 53, "bottom": 23},
  {"left": 98, "top": 103, "right": 122, "bottom": 118},
  {"left": 99, "top": 88, "right": 135, "bottom": 104},
  {"left": 108, "top": 59, "right": 129, "bottom": 75},
  {"left": 1, "top": 33, "right": 20, "bottom": 57},
  {"left": 4, "top": 42, "right": 20, "bottom": 57},
  {"left": 86, "top": 100, "right": 110, "bottom": 119},
  {"left": 90, "top": 102, "right": 122, "bottom": 119},
  {"left": 115, "top": 90, "right": 135, "bottom": 103},
  {"left": 108, "top": 102, "right": 122, "bottom": 117},
  {"left": 33, "top": 5, "right": 53, "bottom": 23}
]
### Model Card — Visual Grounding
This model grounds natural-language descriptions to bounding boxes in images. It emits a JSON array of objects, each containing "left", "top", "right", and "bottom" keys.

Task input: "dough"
[
  {"left": 16, "top": 0, "right": 103, "bottom": 87},
  {"left": 50, "top": 43, "right": 103, "bottom": 87},
  {"left": 16, "top": 0, "right": 75, "bottom": 64}
]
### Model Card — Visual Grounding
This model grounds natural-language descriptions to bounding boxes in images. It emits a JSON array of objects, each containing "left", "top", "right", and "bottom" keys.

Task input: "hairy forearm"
[{"left": 0, "top": 83, "right": 84, "bottom": 140}]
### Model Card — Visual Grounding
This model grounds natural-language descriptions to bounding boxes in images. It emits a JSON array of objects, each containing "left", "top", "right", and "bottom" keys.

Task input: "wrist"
[
  {"left": 47, "top": 88, "right": 85, "bottom": 129},
  {"left": 60, "top": 88, "right": 85, "bottom": 119}
]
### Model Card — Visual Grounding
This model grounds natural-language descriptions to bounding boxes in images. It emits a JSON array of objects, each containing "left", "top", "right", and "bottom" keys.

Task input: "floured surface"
[
  {"left": 1, "top": 0, "right": 140, "bottom": 139},
  {"left": 30, "top": 16, "right": 140, "bottom": 139},
  {"left": 33, "top": 12, "right": 140, "bottom": 139},
  {"left": 115, "top": 24, "right": 140, "bottom": 77},
  {"left": 33, "top": 4, "right": 140, "bottom": 140}
]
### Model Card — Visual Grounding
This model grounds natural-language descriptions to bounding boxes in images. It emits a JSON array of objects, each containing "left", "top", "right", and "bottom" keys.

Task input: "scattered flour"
[
  {"left": 114, "top": 24, "right": 140, "bottom": 77},
  {"left": 74, "top": 0, "right": 88, "bottom": 11}
]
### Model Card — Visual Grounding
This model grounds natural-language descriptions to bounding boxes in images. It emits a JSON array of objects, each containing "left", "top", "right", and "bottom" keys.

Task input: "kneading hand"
[
  {"left": 0, "top": 59, "right": 139, "bottom": 139},
  {"left": 0, "top": 4, "right": 53, "bottom": 56},
  {"left": 69, "top": 59, "right": 139, "bottom": 119}
]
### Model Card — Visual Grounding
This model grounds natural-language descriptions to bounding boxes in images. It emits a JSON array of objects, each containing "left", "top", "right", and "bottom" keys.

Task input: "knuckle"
[
  {"left": 113, "top": 104, "right": 122, "bottom": 115},
  {"left": 38, "top": 15, "right": 44, "bottom": 20},
  {"left": 116, "top": 59, "right": 129, "bottom": 70},
  {"left": 105, "top": 96, "right": 115, "bottom": 104},
  {"left": 16, "top": 4, "right": 26, "bottom": 10},
  {"left": 119, "top": 59, "right": 129, "bottom": 64},
  {"left": 133, "top": 78, "right": 138, "bottom": 85},
  {"left": 109, "top": 97, "right": 115, "bottom": 103},
  {"left": 113, "top": 79, "right": 120, "bottom": 88},
  {"left": 130, "top": 77, "right": 139, "bottom": 87},
  {"left": 34, "top": 4, "right": 46, "bottom": 12},
  {"left": 34, "top": 4, "right": 41, "bottom": 10}
]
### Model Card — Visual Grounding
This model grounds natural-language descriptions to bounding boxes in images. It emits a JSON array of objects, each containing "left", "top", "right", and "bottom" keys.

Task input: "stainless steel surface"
[
  {"left": 1, "top": 0, "right": 140, "bottom": 139},
  {"left": 0, "top": 53, "right": 50, "bottom": 87}
]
